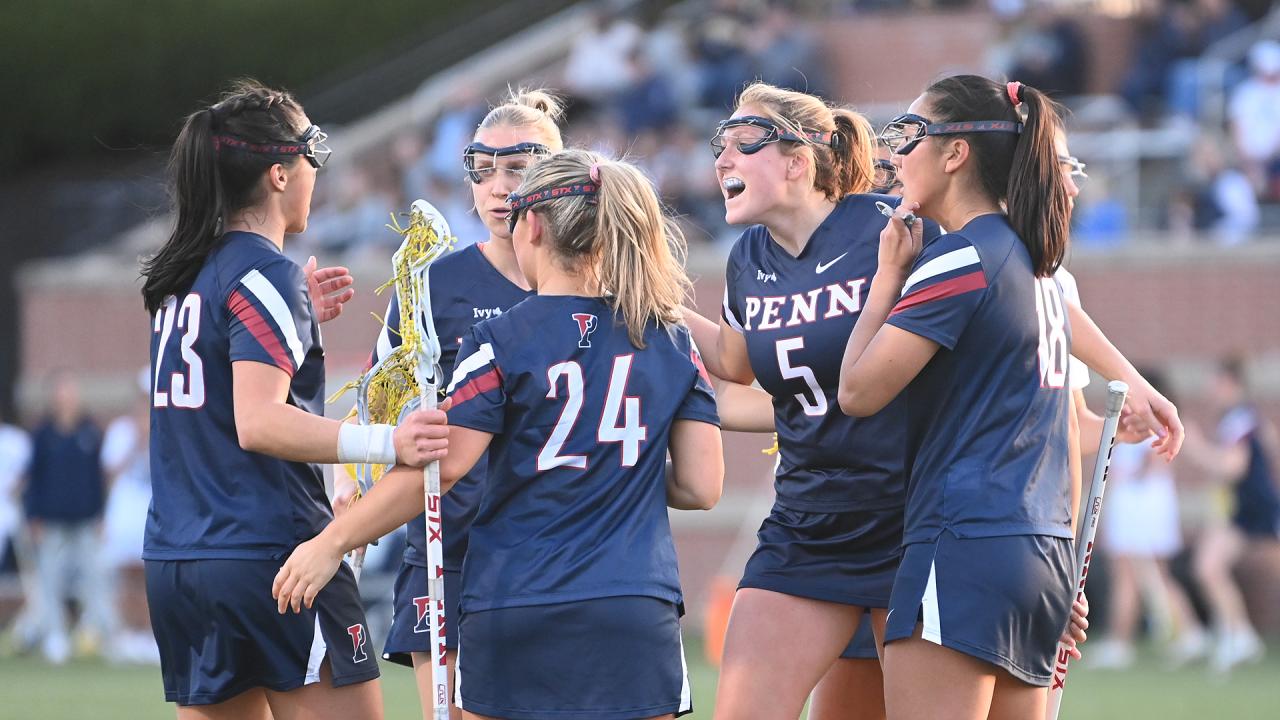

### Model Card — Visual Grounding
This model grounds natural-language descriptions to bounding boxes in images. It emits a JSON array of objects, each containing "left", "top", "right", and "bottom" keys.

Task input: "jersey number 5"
[
  {"left": 539, "top": 355, "right": 648, "bottom": 471},
  {"left": 776, "top": 337, "right": 826, "bottom": 416},
  {"left": 153, "top": 294, "right": 206, "bottom": 408},
  {"left": 1034, "top": 278, "right": 1068, "bottom": 389}
]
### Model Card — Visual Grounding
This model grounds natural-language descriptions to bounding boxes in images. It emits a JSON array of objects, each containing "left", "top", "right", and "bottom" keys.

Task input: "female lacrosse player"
[
  {"left": 275, "top": 149, "right": 724, "bottom": 719},
  {"left": 836, "top": 76, "right": 1177, "bottom": 720},
  {"left": 140, "top": 80, "right": 447, "bottom": 720},
  {"left": 680, "top": 81, "right": 940, "bottom": 720},
  {"left": 354, "top": 88, "right": 562, "bottom": 720}
]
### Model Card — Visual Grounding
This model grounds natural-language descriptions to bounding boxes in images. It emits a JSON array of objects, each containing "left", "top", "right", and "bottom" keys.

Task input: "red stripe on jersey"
[
  {"left": 691, "top": 349, "right": 712, "bottom": 386},
  {"left": 891, "top": 270, "right": 987, "bottom": 316},
  {"left": 449, "top": 369, "right": 500, "bottom": 407},
  {"left": 227, "top": 289, "right": 295, "bottom": 374}
]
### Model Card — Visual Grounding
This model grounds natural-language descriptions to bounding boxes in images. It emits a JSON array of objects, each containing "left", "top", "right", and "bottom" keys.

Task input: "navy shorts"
[
  {"left": 457, "top": 596, "right": 692, "bottom": 719},
  {"left": 839, "top": 615, "right": 879, "bottom": 660},
  {"left": 739, "top": 501, "right": 901, "bottom": 608},
  {"left": 383, "top": 564, "right": 461, "bottom": 666},
  {"left": 884, "top": 531, "right": 1075, "bottom": 686},
  {"left": 146, "top": 558, "right": 379, "bottom": 705}
]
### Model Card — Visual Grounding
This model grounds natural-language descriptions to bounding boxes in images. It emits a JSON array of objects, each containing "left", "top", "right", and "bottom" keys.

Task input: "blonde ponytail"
[{"left": 512, "top": 149, "right": 691, "bottom": 348}]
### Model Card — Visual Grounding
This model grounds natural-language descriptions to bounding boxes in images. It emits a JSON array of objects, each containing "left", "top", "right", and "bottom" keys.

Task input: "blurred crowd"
[{"left": 283, "top": 0, "right": 1280, "bottom": 262}]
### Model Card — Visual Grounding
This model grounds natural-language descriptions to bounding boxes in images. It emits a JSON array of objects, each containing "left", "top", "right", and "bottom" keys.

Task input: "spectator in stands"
[
  {"left": 1164, "top": 0, "right": 1250, "bottom": 121},
  {"left": 20, "top": 371, "right": 115, "bottom": 663},
  {"left": 691, "top": 0, "right": 755, "bottom": 110},
  {"left": 1169, "top": 133, "right": 1259, "bottom": 244},
  {"left": 1180, "top": 358, "right": 1272, "bottom": 673},
  {"left": 748, "top": 2, "right": 829, "bottom": 96},
  {"left": 1229, "top": 40, "right": 1280, "bottom": 199},
  {"left": 1121, "top": 0, "right": 1202, "bottom": 120},
  {"left": 561, "top": 3, "right": 642, "bottom": 114},
  {"left": 1007, "top": 1, "right": 1090, "bottom": 98},
  {"left": 614, "top": 47, "right": 680, "bottom": 135}
]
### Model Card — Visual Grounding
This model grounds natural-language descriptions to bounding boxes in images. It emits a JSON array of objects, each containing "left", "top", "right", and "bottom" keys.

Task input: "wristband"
[{"left": 337, "top": 422, "right": 398, "bottom": 465}]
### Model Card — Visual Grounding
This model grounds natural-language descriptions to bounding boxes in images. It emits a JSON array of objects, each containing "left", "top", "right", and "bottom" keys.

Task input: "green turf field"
[{"left": 1, "top": 639, "right": 1276, "bottom": 720}]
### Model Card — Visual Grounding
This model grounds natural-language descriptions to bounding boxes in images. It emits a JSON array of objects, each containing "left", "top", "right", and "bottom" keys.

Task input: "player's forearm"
[
  {"left": 319, "top": 464, "right": 425, "bottom": 553},
  {"left": 685, "top": 309, "right": 723, "bottom": 372},
  {"left": 1067, "top": 304, "right": 1140, "bottom": 386},
  {"left": 714, "top": 381, "right": 775, "bottom": 433},
  {"left": 1076, "top": 402, "right": 1105, "bottom": 456},
  {"left": 235, "top": 401, "right": 342, "bottom": 463},
  {"left": 838, "top": 270, "right": 905, "bottom": 415},
  {"left": 1068, "top": 391, "right": 1083, "bottom": 535}
]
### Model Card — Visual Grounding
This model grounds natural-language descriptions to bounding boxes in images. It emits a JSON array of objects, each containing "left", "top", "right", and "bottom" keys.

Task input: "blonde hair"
[
  {"left": 514, "top": 149, "right": 691, "bottom": 348},
  {"left": 477, "top": 87, "right": 566, "bottom": 151},
  {"left": 735, "top": 82, "right": 877, "bottom": 200}
]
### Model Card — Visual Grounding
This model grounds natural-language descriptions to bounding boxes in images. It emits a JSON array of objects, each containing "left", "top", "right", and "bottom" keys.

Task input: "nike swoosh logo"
[{"left": 815, "top": 252, "right": 848, "bottom": 274}]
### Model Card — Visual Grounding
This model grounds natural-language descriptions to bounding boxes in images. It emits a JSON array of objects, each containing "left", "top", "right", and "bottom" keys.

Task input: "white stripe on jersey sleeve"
[
  {"left": 722, "top": 286, "right": 745, "bottom": 333},
  {"left": 901, "top": 246, "right": 981, "bottom": 296},
  {"left": 240, "top": 269, "right": 306, "bottom": 368},
  {"left": 374, "top": 297, "right": 396, "bottom": 364},
  {"left": 447, "top": 342, "right": 496, "bottom": 393}
]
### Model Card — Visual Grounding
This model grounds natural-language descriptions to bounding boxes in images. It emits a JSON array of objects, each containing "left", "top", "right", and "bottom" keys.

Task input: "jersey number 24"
[{"left": 539, "top": 355, "right": 648, "bottom": 471}]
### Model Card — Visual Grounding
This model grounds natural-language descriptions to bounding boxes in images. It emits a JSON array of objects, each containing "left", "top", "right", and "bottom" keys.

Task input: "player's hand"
[
  {"left": 393, "top": 405, "right": 450, "bottom": 467},
  {"left": 273, "top": 535, "right": 344, "bottom": 614},
  {"left": 878, "top": 200, "right": 923, "bottom": 278},
  {"left": 1058, "top": 594, "right": 1089, "bottom": 661},
  {"left": 1122, "top": 376, "right": 1184, "bottom": 462},
  {"left": 304, "top": 256, "right": 356, "bottom": 324}
]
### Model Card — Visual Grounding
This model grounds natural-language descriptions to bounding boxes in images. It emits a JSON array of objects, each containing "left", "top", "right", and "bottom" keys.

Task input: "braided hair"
[{"left": 141, "top": 79, "right": 308, "bottom": 313}]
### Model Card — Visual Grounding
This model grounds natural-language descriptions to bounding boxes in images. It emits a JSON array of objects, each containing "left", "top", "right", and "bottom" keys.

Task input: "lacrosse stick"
[
  {"left": 328, "top": 199, "right": 453, "bottom": 718},
  {"left": 1047, "top": 380, "right": 1128, "bottom": 720}
]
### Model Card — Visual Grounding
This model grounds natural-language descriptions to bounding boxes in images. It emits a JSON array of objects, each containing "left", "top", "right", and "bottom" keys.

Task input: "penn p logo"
[
  {"left": 572, "top": 313, "right": 598, "bottom": 348},
  {"left": 412, "top": 596, "right": 431, "bottom": 634},
  {"left": 347, "top": 623, "right": 369, "bottom": 663}
]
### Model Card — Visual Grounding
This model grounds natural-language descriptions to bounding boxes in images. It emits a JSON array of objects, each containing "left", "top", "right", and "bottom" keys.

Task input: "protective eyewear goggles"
[
  {"left": 872, "top": 159, "right": 900, "bottom": 194},
  {"left": 879, "top": 113, "right": 1022, "bottom": 156},
  {"left": 1058, "top": 154, "right": 1088, "bottom": 179},
  {"left": 212, "top": 124, "right": 332, "bottom": 168},
  {"left": 505, "top": 182, "right": 598, "bottom": 234},
  {"left": 710, "top": 115, "right": 838, "bottom": 159},
  {"left": 463, "top": 141, "right": 551, "bottom": 184}
]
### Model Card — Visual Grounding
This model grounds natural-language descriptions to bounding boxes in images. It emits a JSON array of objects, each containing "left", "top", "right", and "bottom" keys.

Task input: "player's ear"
[
  {"left": 267, "top": 162, "right": 289, "bottom": 192},
  {"left": 785, "top": 151, "right": 809, "bottom": 183},
  {"left": 942, "top": 138, "right": 970, "bottom": 175},
  {"left": 525, "top": 208, "right": 545, "bottom": 247}
]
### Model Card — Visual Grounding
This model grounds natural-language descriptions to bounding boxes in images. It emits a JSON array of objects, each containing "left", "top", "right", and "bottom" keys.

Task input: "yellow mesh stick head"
[{"left": 330, "top": 200, "right": 455, "bottom": 497}]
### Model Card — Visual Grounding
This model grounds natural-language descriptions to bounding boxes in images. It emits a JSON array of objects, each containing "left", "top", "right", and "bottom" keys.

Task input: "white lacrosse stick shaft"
[
  {"left": 1046, "top": 380, "right": 1128, "bottom": 719},
  {"left": 409, "top": 200, "right": 451, "bottom": 720}
]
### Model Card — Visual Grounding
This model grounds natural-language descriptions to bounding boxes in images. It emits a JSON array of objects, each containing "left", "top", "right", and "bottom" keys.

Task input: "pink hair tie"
[
  {"left": 589, "top": 163, "right": 601, "bottom": 183},
  {"left": 1006, "top": 81, "right": 1024, "bottom": 107}
]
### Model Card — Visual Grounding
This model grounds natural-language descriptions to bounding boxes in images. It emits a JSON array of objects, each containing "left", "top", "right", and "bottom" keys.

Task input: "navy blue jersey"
[
  {"left": 369, "top": 243, "right": 532, "bottom": 571},
  {"left": 446, "top": 295, "right": 719, "bottom": 612},
  {"left": 145, "top": 231, "right": 329, "bottom": 560},
  {"left": 885, "top": 214, "right": 1073, "bottom": 544},
  {"left": 1219, "top": 405, "right": 1280, "bottom": 536},
  {"left": 722, "top": 194, "right": 939, "bottom": 513}
]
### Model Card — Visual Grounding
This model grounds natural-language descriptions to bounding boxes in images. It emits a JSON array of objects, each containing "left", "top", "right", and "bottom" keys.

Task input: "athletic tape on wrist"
[{"left": 337, "top": 422, "right": 398, "bottom": 466}]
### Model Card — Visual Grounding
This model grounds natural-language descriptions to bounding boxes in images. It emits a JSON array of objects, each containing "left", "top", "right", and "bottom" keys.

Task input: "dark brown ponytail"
[
  {"left": 923, "top": 75, "right": 1069, "bottom": 277},
  {"left": 141, "top": 79, "right": 308, "bottom": 313}
]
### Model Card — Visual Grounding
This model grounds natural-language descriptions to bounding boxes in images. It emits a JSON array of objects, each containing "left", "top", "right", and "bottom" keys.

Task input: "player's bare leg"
[
  {"left": 986, "top": 669, "right": 1049, "bottom": 720},
  {"left": 413, "top": 649, "right": 460, "bottom": 720},
  {"left": 176, "top": 687, "right": 271, "bottom": 720},
  {"left": 713, "top": 588, "right": 863, "bottom": 720},
  {"left": 810, "top": 608, "right": 889, "bottom": 720},
  {"left": 809, "top": 658, "right": 887, "bottom": 720},
  {"left": 263, "top": 660, "right": 382, "bottom": 720},
  {"left": 883, "top": 625, "right": 995, "bottom": 720}
]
